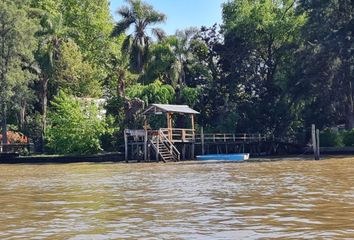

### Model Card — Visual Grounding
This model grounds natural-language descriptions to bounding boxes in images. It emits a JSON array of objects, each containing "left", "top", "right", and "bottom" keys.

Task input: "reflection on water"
[{"left": 0, "top": 157, "right": 354, "bottom": 239}]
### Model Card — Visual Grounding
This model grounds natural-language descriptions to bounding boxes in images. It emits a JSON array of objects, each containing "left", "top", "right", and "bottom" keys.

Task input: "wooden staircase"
[{"left": 150, "top": 130, "right": 180, "bottom": 162}]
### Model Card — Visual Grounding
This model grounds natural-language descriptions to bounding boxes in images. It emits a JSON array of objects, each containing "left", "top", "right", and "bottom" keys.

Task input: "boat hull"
[{"left": 196, "top": 154, "right": 249, "bottom": 161}]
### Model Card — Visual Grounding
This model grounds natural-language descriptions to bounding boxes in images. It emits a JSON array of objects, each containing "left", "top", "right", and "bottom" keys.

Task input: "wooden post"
[
  {"left": 124, "top": 130, "right": 128, "bottom": 162},
  {"left": 182, "top": 144, "right": 186, "bottom": 160},
  {"left": 191, "top": 114, "right": 195, "bottom": 130},
  {"left": 143, "top": 115, "right": 148, "bottom": 130},
  {"left": 131, "top": 143, "right": 134, "bottom": 161},
  {"left": 191, "top": 143, "right": 195, "bottom": 159},
  {"left": 156, "top": 134, "right": 159, "bottom": 161},
  {"left": 148, "top": 142, "right": 151, "bottom": 162},
  {"left": 201, "top": 126, "right": 205, "bottom": 155},
  {"left": 311, "top": 124, "right": 318, "bottom": 160},
  {"left": 166, "top": 113, "right": 173, "bottom": 141},
  {"left": 144, "top": 129, "right": 148, "bottom": 161},
  {"left": 316, "top": 129, "right": 320, "bottom": 160},
  {"left": 191, "top": 114, "right": 195, "bottom": 143}
]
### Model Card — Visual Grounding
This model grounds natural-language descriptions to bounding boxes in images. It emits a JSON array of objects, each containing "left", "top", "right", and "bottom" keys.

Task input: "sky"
[{"left": 109, "top": 0, "right": 226, "bottom": 35}]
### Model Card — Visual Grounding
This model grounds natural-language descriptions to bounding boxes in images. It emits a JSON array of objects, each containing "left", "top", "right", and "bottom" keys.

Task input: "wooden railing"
[
  {"left": 159, "top": 130, "right": 180, "bottom": 161},
  {"left": 195, "top": 133, "right": 268, "bottom": 143},
  {"left": 0, "top": 143, "right": 34, "bottom": 154},
  {"left": 160, "top": 128, "right": 195, "bottom": 142}
]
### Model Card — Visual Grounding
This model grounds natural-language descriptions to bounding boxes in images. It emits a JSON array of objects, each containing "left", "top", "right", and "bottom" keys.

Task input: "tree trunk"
[
  {"left": 345, "top": 83, "right": 354, "bottom": 130},
  {"left": 41, "top": 77, "right": 49, "bottom": 152},
  {"left": 19, "top": 101, "right": 26, "bottom": 131},
  {"left": 117, "top": 68, "right": 126, "bottom": 97},
  {"left": 1, "top": 103, "right": 7, "bottom": 145}
]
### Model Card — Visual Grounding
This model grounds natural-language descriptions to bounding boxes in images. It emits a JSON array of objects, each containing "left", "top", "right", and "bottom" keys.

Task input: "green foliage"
[
  {"left": 0, "top": 0, "right": 38, "bottom": 143},
  {"left": 220, "top": 0, "right": 307, "bottom": 136},
  {"left": 342, "top": 130, "right": 354, "bottom": 147},
  {"left": 61, "top": 0, "right": 114, "bottom": 64},
  {"left": 295, "top": 0, "right": 353, "bottom": 129},
  {"left": 143, "top": 29, "right": 199, "bottom": 87},
  {"left": 112, "top": 0, "right": 166, "bottom": 73},
  {"left": 55, "top": 40, "right": 102, "bottom": 97},
  {"left": 2, "top": 0, "right": 354, "bottom": 153},
  {"left": 46, "top": 91, "right": 107, "bottom": 155},
  {"left": 319, "top": 129, "right": 343, "bottom": 147},
  {"left": 126, "top": 80, "right": 175, "bottom": 105},
  {"left": 180, "top": 86, "right": 201, "bottom": 107}
]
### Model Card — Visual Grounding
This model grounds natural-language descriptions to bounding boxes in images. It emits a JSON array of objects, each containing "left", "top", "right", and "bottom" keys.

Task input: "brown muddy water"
[{"left": 0, "top": 157, "right": 353, "bottom": 240}]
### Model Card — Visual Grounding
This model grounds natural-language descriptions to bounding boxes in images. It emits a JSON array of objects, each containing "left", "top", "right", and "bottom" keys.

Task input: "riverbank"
[
  {"left": 0, "top": 152, "right": 125, "bottom": 164},
  {"left": 1, "top": 152, "right": 353, "bottom": 164}
]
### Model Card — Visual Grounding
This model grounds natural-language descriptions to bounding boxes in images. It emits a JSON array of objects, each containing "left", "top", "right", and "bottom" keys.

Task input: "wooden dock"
[
  {"left": 124, "top": 128, "right": 305, "bottom": 162},
  {"left": 124, "top": 104, "right": 305, "bottom": 162}
]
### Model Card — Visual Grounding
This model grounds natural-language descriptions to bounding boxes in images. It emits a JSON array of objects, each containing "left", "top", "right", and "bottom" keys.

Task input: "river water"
[{"left": 0, "top": 157, "right": 353, "bottom": 239}]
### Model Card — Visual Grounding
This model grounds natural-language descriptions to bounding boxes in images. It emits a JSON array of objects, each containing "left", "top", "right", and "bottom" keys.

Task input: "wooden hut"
[{"left": 124, "top": 104, "right": 199, "bottom": 162}]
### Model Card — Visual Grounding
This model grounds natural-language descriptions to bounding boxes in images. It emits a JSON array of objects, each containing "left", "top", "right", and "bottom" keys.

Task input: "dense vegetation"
[{"left": 0, "top": 0, "right": 352, "bottom": 154}]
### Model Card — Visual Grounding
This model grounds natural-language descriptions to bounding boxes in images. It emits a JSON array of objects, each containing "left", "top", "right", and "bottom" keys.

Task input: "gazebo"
[
  {"left": 124, "top": 104, "right": 199, "bottom": 162},
  {"left": 142, "top": 104, "right": 199, "bottom": 142}
]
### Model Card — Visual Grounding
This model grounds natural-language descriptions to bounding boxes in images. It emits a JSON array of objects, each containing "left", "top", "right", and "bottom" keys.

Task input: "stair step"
[{"left": 159, "top": 150, "right": 171, "bottom": 154}]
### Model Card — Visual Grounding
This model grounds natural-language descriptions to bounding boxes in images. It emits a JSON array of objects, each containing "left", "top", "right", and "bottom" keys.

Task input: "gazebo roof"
[{"left": 142, "top": 104, "right": 199, "bottom": 115}]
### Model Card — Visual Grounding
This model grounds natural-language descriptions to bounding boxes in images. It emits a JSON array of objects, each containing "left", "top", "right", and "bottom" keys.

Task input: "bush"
[
  {"left": 319, "top": 129, "right": 342, "bottom": 147},
  {"left": 0, "top": 131, "right": 28, "bottom": 144},
  {"left": 46, "top": 91, "right": 107, "bottom": 155},
  {"left": 342, "top": 130, "right": 354, "bottom": 147}
]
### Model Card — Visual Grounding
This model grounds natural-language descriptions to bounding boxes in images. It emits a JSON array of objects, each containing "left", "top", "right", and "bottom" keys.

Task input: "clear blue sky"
[{"left": 109, "top": 0, "right": 226, "bottom": 35}]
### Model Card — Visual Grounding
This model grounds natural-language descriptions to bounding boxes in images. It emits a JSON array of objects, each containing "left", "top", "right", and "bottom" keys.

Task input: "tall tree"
[
  {"left": 35, "top": 13, "right": 69, "bottom": 151},
  {"left": 142, "top": 29, "right": 199, "bottom": 87},
  {"left": 0, "top": 0, "right": 38, "bottom": 144},
  {"left": 221, "top": 0, "right": 306, "bottom": 135},
  {"left": 54, "top": 40, "right": 102, "bottom": 97},
  {"left": 60, "top": 0, "right": 114, "bottom": 64},
  {"left": 296, "top": 0, "right": 353, "bottom": 129},
  {"left": 111, "top": 0, "right": 166, "bottom": 73}
]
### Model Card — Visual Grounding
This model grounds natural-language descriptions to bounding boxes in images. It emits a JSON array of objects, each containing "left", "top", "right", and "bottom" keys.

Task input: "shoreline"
[
  {"left": 0, "top": 152, "right": 125, "bottom": 164},
  {"left": 0, "top": 152, "right": 354, "bottom": 164}
]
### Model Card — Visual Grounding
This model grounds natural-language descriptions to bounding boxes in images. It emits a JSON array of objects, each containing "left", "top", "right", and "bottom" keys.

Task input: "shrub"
[
  {"left": 46, "top": 91, "right": 107, "bottom": 155},
  {"left": 0, "top": 131, "right": 28, "bottom": 144},
  {"left": 126, "top": 80, "right": 175, "bottom": 105},
  {"left": 319, "top": 129, "right": 342, "bottom": 147},
  {"left": 342, "top": 130, "right": 354, "bottom": 147}
]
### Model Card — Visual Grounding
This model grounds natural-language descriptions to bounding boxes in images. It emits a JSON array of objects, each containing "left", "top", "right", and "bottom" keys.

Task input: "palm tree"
[
  {"left": 111, "top": 0, "right": 166, "bottom": 73},
  {"left": 35, "top": 13, "right": 70, "bottom": 151},
  {"left": 142, "top": 28, "right": 198, "bottom": 87},
  {"left": 172, "top": 28, "right": 198, "bottom": 86}
]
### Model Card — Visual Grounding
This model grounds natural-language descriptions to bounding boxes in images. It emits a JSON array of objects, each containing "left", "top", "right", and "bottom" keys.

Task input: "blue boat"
[{"left": 196, "top": 153, "right": 249, "bottom": 161}]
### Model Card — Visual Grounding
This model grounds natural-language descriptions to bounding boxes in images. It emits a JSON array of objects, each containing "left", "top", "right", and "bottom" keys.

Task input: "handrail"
[
  {"left": 160, "top": 128, "right": 195, "bottom": 142},
  {"left": 159, "top": 130, "right": 180, "bottom": 161},
  {"left": 195, "top": 133, "right": 268, "bottom": 143},
  {"left": 0, "top": 143, "right": 33, "bottom": 154}
]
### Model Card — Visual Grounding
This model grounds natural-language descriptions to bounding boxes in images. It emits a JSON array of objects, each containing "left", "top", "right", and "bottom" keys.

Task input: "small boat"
[{"left": 196, "top": 153, "right": 249, "bottom": 161}]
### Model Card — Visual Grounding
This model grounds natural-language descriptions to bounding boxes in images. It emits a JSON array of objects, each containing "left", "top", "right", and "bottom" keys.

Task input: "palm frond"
[
  {"left": 111, "top": 19, "right": 134, "bottom": 37},
  {"left": 145, "top": 12, "right": 166, "bottom": 25},
  {"left": 151, "top": 28, "right": 166, "bottom": 41},
  {"left": 117, "top": 6, "right": 133, "bottom": 19}
]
